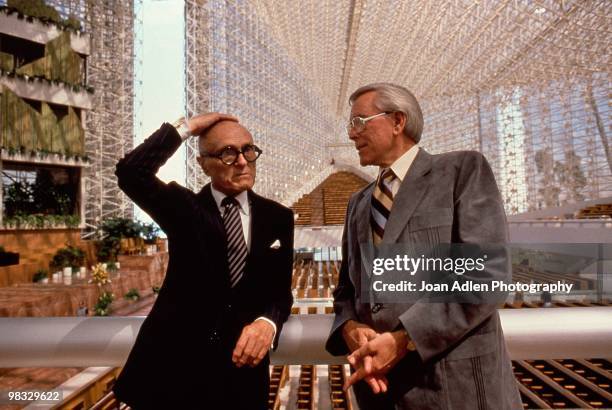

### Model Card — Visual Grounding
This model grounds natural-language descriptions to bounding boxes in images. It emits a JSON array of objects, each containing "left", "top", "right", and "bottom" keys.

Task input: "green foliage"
[
  {"left": 96, "top": 218, "right": 140, "bottom": 262},
  {"left": 100, "top": 217, "right": 142, "bottom": 239},
  {"left": 64, "top": 15, "right": 81, "bottom": 31},
  {"left": 49, "top": 244, "right": 85, "bottom": 271},
  {"left": 2, "top": 165, "right": 80, "bottom": 227},
  {"left": 32, "top": 169, "right": 71, "bottom": 215},
  {"left": 64, "top": 214, "right": 80, "bottom": 228},
  {"left": 4, "top": 1, "right": 81, "bottom": 32},
  {"left": 32, "top": 269, "right": 48, "bottom": 282},
  {"left": 96, "top": 218, "right": 159, "bottom": 261},
  {"left": 124, "top": 288, "right": 140, "bottom": 301},
  {"left": 7, "top": 0, "right": 60, "bottom": 23},
  {"left": 140, "top": 222, "right": 160, "bottom": 244},
  {"left": 95, "top": 238, "right": 116, "bottom": 264},
  {"left": 4, "top": 181, "right": 33, "bottom": 217},
  {"left": 2, "top": 214, "right": 80, "bottom": 229},
  {"left": 94, "top": 291, "right": 114, "bottom": 316}
]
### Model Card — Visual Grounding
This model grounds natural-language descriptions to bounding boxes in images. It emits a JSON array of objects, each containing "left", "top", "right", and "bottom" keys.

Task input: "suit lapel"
[
  {"left": 245, "top": 190, "right": 267, "bottom": 268},
  {"left": 356, "top": 183, "right": 375, "bottom": 276},
  {"left": 383, "top": 149, "right": 433, "bottom": 244},
  {"left": 196, "top": 184, "right": 226, "bottom": 240}
]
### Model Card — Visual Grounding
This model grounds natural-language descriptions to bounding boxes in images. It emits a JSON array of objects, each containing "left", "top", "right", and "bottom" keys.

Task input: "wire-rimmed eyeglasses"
[
  {"left": 201, "top": 144, "right": 263, "bottom": 165},
  {"left": 346, "top": 112, "right": 391, "bottom": 134}
]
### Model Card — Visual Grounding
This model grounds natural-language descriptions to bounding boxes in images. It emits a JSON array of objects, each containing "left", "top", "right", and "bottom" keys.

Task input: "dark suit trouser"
[
  {"left": 352, "top": 379, "right": 396, "bottom": 410},
  {"left": 121, "top": 365, "right": 269, "bottom": 410},
  {"left": 116, "top": 350, "right": 270, "bottom": 410},
  {"left": 227, "top": 360, "right": 270, "bottom": 410}
]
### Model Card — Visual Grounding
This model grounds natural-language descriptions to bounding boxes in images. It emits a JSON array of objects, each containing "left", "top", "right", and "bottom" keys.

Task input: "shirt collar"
[
  {"left": 384, "top": 145, "right": 420, "bottom": 182},
  {"left": 210, "top": 185, "right": 250, "bottom": 216}
]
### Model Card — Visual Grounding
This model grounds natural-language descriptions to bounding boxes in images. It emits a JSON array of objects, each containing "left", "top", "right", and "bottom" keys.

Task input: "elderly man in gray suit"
[{"left": 326, "top": 82, "right": 522, "bottom": 409}]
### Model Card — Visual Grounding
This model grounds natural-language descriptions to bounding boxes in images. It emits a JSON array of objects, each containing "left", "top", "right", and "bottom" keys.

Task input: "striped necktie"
[
  {"left": 371, "top": 168, "right": 396, "bottom": 245},
  {"left": 222, "top": 196, "right": 248, "bottom": 287}
]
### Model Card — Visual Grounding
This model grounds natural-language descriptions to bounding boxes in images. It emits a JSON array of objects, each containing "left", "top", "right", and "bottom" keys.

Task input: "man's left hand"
[
  {"left": 344, "top": 330, "right": 409, "bottom": 391},
  {"left": 232, "top": 319, "right": 275, "bottom": 368}
]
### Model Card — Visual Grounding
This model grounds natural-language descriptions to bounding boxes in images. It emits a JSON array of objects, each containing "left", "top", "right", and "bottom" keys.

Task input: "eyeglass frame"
[
  {"left": 200, "top": 144, "right": 263, "bottom": 165},
  {"left": 346, "top": 111, "right": 392, "bottom": 134}
]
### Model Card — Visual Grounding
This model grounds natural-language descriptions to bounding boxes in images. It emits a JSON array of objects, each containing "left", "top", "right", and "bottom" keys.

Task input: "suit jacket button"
[{"left": 371, "top": 303, "right": 383, "bottom": 313}]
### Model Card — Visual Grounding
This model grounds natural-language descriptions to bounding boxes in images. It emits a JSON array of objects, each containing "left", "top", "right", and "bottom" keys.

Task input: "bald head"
[{"left": 199, "top": 120, "right": 252, "bottom": 154}]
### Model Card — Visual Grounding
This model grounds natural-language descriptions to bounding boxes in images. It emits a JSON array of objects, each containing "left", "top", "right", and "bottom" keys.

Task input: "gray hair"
[{"left": 349, "top": 82, "right": 424, "bottom": 143}]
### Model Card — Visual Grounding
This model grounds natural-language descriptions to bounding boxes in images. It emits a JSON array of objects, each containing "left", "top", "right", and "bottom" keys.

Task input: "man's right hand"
[
  {"left": 187, "top": 112, "right": 238, "bottom": 136},
  {"left": 341, "top": 320, "right": 389, "bottom": 394}
]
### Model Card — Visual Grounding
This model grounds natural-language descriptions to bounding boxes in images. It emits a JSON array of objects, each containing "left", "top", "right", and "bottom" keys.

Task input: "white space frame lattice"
[
  {"left": 185, "top": 0, "right": 610, "bottom": 214},
  {"left": 47, "top": 0, "right": 139, "bottom": 235}
]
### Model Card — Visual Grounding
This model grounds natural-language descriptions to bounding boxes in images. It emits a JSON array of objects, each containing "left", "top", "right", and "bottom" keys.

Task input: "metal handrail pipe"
[{"left": 0, "top": 308, "right": 610, "bottom": 367}]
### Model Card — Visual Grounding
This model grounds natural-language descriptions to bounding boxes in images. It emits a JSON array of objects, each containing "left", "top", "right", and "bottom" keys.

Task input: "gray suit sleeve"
[
  {"left": 325, "top": 196, "right": 360, "bottom": 356},
  {"left": 398, "top": 151, "right": 509, "bottom": 363}
]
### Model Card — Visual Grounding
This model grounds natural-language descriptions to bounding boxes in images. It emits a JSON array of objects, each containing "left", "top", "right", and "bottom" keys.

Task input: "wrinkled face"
[
  {"left": 348, "top": 91, "right": 405, "bottom": 167},
  {"left": 197, "top": 121, "right": 256, "bottom": 196}
]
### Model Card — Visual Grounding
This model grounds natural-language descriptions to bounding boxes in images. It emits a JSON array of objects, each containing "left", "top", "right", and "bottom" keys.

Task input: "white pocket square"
[{"left": 270, "top": 239, "right": 281, "bottom": 249}]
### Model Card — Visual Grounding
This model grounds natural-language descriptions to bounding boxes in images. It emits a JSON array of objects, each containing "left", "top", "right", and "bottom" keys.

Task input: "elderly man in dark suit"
[
  {"left": 326, "top": 83, "right": 522, "bottom": 409},
  {"left": 113, "top": 113, "right": 294, "bottom": 409}
]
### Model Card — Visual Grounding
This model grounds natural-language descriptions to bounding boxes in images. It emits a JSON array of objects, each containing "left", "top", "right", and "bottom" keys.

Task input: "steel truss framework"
[
  {"left": 184, "top": 0, "right": 211, "bottom": 191},
  {"left": 47, "top": 0, "right": 139, "bottom": 234},
  {"left": 185, "top": 0, "right": 610, "bottom": 214},
  {"left": 185, "top": 0, "right": 341, "bottom": 202}
]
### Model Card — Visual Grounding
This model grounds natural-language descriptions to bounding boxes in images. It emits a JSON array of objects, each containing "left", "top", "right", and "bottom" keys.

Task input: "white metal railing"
[
  {"left": 508, "top": 219, "right": 612, "bottom": 229},
  {"left": 0, "top": 308, "right": 611, "bottom": 367}
]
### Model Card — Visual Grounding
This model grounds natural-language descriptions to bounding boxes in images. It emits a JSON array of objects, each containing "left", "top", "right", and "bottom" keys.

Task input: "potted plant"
[
  {"left": 49, "top": 245, "right": 85, "bottom": 275},
  {"left": 93, "top": 291, "right": 114, "bottom": 316},
  {"left": 32, "top": 269, "right": 48, "bottom": 283},
  {"left": 97, "top": 217, "right": 142, "bottom": 262},
  {"left": 124, "top": 288, "right": 140, "bottom": 302},
  {"left": 140, "top": 222, "right": 160, "bottom": 254}
]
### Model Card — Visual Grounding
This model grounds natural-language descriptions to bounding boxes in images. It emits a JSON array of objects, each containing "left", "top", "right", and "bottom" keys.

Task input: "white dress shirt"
[
  {"left": 383, "top": 145, "right": 420, "bottom": 196},
  {"left": 211, "top": 186, "right": 251, "bottom": 250}
]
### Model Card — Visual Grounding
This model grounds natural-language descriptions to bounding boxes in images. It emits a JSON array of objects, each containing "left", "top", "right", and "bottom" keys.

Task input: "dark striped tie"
[
  {"left": 222, "top": 196, "right": 247, "bottom": 287},
  {"left": 371, "top": 168, "right": 396, "bottom": 245}
]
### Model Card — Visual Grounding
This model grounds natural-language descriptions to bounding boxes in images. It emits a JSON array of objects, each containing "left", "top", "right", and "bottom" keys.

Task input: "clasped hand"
[{"left": 342, "top": 321, "right": 409, "bottom": 394}]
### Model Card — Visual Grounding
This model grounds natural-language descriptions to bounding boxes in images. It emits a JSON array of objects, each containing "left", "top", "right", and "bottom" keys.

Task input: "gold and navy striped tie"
[
  {"left": 222, "top": 196, "right": 248, "bottom": 287},
  {"left": 371, "top": 168, "right": 396, "bottom": 245}
]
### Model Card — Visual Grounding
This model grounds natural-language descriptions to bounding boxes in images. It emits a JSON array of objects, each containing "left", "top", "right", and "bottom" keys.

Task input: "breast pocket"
[
  {"left": 406, "top": 208, "right": 453, "bottom": 246},
  {"left": 408, "top": 208, "right": 453, "bottom": 232}
]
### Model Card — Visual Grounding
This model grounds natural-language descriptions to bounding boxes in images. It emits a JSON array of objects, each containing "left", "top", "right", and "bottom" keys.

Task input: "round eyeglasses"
[{"left": 201, "top": 144, "right": 263, "bottom": 165}]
